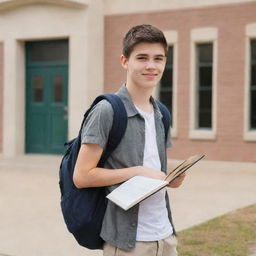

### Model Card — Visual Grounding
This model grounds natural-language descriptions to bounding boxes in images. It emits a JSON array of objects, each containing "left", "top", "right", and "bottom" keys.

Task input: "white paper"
[{"left": 106, "top": 176, "right": 168, "bottom": 210}]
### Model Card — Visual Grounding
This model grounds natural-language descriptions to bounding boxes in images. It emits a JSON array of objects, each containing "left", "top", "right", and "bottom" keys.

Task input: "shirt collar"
[{"left": 116, "top": 84, "right": 163, "bottom": 119}]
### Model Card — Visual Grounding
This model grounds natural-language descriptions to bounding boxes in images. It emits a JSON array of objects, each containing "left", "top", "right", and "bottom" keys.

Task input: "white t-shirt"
[{"left": 135, "top": 106, "right": 173, "bottom": 241}]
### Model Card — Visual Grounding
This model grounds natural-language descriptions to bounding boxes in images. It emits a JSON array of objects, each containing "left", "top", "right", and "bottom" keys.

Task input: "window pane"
[
  {"left": 33, "top": 76, "right": 43, "bottom": 102},
  {"left": 161, "top": 68, "right": 173, "bottom": 88},
  {"left": 53, "top": 75, "right": 63, "bottom": 102},
  {"left": 199, "top": 90, "right": 212, "bottom": 128},
  {"left": 199, "top": 66, "right": 212, "bottom": 86},
  {"left": 160, "top": 91, "right": 172, "bottom": 116},
  {"left": 199, "top": 111, "right": 212, "bottom": 128},
  {"left": 198, "top": 43, "right": 213, "bottom": 63},
  {"left": 251, "top": 64, "right": 256, "bottom": 85},
  {"left": 166, "top": 46, "right": 173, "bottom": 65},
  {"left": 251, "top": 40, "right": 256, "bottom": 61},
  {"left": 250, "top": 40, "right": 256, "bottom": 129},
  {"left": 30, "top": 40, "right": 68, "bottom": 62},
  {"left": 199, "top": 90, "right": 212, "bottom": 109},
  {"left": 197, "top": 43, "right": 213, "bottom": 129},
  {"left": 251, "top": 89, "right": 256, "bottom": 128},
  {"left": 159, "top": 46, "right": 173, "bottom": 115}
]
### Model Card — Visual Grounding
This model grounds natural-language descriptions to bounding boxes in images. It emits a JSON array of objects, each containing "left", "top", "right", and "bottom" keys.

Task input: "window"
[
  {"left": 160, "top": 30, "right": 178, "bottom": 137},
  {"left": 33, "top": 76, "right": 44, "bottom": 102},
  {"left": 27, "top": 40, "right": 69, "bottom": 62},
  {"left": 159, "top": 46, "right": 173, "bottom": 118},
  {"left": 53, "top": 75, "right": 64, "bottom": 103},
  {"left": 189, "top": 27, "right": 217, "bottom": 140},
  {"left": 196, "top": 43, "right": 213, "bottom": 129},
  {"left": 250, "top": 40, "right": 256, "bottom": 129},
  {"left": 244, "top": 24, "right": 256, "bottom": 141}
]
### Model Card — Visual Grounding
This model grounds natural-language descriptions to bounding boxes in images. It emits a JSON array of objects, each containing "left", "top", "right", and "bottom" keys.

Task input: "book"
[{"left": 106, "top": 154, "right": 205, "bottom": 211}]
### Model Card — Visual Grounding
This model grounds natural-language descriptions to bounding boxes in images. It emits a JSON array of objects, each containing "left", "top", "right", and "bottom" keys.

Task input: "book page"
[
  {"left": 106, "top": 176, "right": 168, "bottom": 211},
  {"left": 165, "top": 155, "right": 205, "bottom": 183}
]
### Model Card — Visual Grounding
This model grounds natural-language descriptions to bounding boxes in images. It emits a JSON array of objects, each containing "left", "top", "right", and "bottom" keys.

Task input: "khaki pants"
[{"left": 103, "top": 235, "right": 178, "bottom": 256}]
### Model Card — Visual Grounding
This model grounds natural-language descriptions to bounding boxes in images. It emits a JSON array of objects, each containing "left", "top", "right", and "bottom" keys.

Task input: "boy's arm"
[{"left": 73, "top": 143, "right": 166, "bottom": 188}]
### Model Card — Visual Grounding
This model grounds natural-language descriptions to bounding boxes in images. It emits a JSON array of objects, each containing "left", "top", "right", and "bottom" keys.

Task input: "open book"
[{"left": 106, "top": 154, "right": 205, "bottom": 211}]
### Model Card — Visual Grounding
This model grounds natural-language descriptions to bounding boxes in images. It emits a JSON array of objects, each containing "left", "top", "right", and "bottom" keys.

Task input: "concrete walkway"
[{"left": 0, "top": 155, "right": 255, "bottom": 256}]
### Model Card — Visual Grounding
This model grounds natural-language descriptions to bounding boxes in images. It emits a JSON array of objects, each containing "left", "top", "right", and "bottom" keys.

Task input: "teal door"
[{"left": 26, "top": 40, "right": 68, "bottom": 154}]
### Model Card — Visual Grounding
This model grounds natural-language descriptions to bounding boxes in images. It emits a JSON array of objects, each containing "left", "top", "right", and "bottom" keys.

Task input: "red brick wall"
[
  {"left": 0, "top": 42, "right": 3, "bottom": 153},
  {"left": 104, "top": 2, "right": 256, "bottom": 162}
]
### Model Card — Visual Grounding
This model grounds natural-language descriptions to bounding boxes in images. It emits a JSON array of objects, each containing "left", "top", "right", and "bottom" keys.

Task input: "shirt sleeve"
[
  {"left": 166, "top": 127, "right": 172, "bottom": 148},
  {"left": 81, "top": 100, "right": 114, "bottom": 149}
]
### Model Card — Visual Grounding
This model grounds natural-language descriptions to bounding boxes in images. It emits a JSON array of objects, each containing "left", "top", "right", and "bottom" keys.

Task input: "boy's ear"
[{"left": 120, "top": 55, "right": 128, "bottom": 69}]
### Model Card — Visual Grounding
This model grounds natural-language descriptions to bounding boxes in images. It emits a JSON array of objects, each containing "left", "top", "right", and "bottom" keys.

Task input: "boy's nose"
[{"left": 146, "top": 60, "right": 156, "bottom": 69}]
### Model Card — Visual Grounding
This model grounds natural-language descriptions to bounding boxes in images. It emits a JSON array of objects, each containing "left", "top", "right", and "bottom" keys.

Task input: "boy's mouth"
[{"left": 142, "top": 73, "right": 157, "bottom": 77}]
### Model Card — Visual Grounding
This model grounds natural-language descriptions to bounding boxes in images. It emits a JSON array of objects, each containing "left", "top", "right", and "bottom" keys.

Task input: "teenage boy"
[{"left": 73, "top": 24, "right": 185, "bottom": 256}]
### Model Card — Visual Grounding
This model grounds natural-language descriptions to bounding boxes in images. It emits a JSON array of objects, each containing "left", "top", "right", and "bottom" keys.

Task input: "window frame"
[
  {"left": 244, "top": 24, "right": 256, "bottom": 141},
  {"left": 189, "top": 27, "right": 218, "bottom": 140},
  {"left": 196, "top": 43, "right": 213, "bottom": 129},
  {"left": 158, "top": 30, "right": 178, "bottom": 138}
]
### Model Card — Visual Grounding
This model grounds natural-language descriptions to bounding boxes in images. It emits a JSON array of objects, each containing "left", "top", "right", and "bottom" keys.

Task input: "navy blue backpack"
[{"left": 59, "top": 94, "right": 171, "bottom": 250}]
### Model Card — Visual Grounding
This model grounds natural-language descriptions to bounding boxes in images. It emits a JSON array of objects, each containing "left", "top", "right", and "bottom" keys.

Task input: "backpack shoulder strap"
[
  {"left": 78, "top": 94, "right": 127, "bottom": 167},
  {"left": 97, "top": 94, "right": 127, "bottom": 167},
  {"left": 156, "top": 100, "right": 171, "bottom": 141}
]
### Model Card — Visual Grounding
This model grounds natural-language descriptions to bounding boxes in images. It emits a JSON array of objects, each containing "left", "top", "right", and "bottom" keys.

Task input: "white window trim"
[
  {"left": 244, "top": 24, "right": 256, "bottom": 141},
  {"left": 189, "top": 27, "right": 218, "bottom": 140},
  {"left": 158, "top": 30, "right": 178, "bottom": 138}
]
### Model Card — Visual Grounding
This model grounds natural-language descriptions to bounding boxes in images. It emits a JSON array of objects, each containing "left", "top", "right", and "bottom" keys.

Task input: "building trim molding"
[{"left": 0, "top": 0, "right": 89, "bottom": 10}]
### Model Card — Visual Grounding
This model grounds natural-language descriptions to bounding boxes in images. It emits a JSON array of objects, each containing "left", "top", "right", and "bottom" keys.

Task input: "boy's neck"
[{"left": 126, "top": 82, "right": 154, "bottom": 113}]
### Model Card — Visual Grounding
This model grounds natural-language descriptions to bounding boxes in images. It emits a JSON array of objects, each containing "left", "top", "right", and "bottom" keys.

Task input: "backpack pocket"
[{"left": 61, "top": 187, "right": 107, "bottom": 233}]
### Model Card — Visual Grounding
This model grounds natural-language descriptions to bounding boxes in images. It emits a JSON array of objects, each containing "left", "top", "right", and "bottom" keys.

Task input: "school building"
[{"left": 0, "top": 0, "right": 255, "bottom": 162}]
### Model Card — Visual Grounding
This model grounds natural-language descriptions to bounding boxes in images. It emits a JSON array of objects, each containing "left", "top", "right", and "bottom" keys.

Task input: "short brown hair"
[{"left": 122, "top": 24, "right": 168, "bottom": 58}]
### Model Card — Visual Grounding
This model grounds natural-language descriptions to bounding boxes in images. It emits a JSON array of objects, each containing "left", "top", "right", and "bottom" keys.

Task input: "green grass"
[{"left": 177, "top": 204, "right": 256, "bottom": 256}]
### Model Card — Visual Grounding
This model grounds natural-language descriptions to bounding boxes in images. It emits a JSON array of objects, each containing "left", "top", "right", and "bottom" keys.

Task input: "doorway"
[{"left": 25, "top": 40, "right": 68, "bottom": 154}]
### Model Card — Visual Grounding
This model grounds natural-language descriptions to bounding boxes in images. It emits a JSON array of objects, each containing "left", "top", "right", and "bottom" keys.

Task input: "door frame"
[{"left": 25, "top": 40, "right": 69, "bottom": 154}]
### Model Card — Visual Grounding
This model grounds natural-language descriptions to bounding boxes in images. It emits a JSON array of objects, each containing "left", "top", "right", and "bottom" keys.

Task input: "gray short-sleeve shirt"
[
  {"left": 81, "top": 100, "right": 114, "bottom": 149},
  {"left": 81, "top": 85, "right": 175, "bottom": 251}
]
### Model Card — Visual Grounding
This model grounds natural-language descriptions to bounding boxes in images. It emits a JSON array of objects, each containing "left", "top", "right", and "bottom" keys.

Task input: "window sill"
[
  {"left": 244, "top": 131, "right": 256, "bottom": 142},
  {"left": 189, "top": 129, "right": 216, "bottom": 140}
]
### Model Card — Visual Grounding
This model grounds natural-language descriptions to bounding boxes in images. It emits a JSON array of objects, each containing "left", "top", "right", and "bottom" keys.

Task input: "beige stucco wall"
[
  {"left": 0, "top": 0, "right": 104, "bottom": 156},
  {"left": 0, "top": 42, "right": 3, "bottom": 153},
  {"left": 0, "top": 0, "right": 90, "bottom": 10}
]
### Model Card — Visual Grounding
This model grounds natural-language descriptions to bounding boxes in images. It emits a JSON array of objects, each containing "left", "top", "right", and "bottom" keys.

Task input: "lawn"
[{"left": 177, "top": 204, "right": 256, "bottom": 256}]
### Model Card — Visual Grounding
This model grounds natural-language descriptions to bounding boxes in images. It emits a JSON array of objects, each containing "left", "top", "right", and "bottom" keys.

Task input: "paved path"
[
  {"left": 249, "top": 243, "right": 256, "bottom": 256},
  {"left": 0, "top": 155, "right": 255, "bottom": 256}
]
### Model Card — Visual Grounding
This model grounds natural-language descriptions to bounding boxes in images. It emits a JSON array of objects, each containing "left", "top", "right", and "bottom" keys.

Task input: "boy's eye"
[
  {"left": 137, "top": 56, "right": 147, "bottom": 60},
  {"left": 136, "top": 55, "right": 165, "bottom": 61},
  {"left": 155, "top": 57, "right": 164, "bottom": 61}
]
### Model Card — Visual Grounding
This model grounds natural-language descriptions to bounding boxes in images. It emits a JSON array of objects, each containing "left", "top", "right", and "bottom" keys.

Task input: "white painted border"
[
  {"left": 2, "top": 39, "right": 21, "bottom": 155},
  {"left": 244, "top": 23, "right": 256, "bottom": 141},
  {"left": 189, "top": 27, "right": 218, "bottom": 140}
]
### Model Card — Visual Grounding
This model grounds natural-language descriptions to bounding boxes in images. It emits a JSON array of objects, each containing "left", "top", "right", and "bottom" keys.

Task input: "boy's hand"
[
  {"left": 136, "top": 166, "right": 167, "bottom": 180},
  {"left": 167, "top": 173, "right": 186, "bottom": 188}
]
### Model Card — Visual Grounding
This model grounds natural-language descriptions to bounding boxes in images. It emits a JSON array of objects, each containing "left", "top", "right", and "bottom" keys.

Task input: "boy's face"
[{"left": 121, "top": 42, "right": 167, "bottom": 90}]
